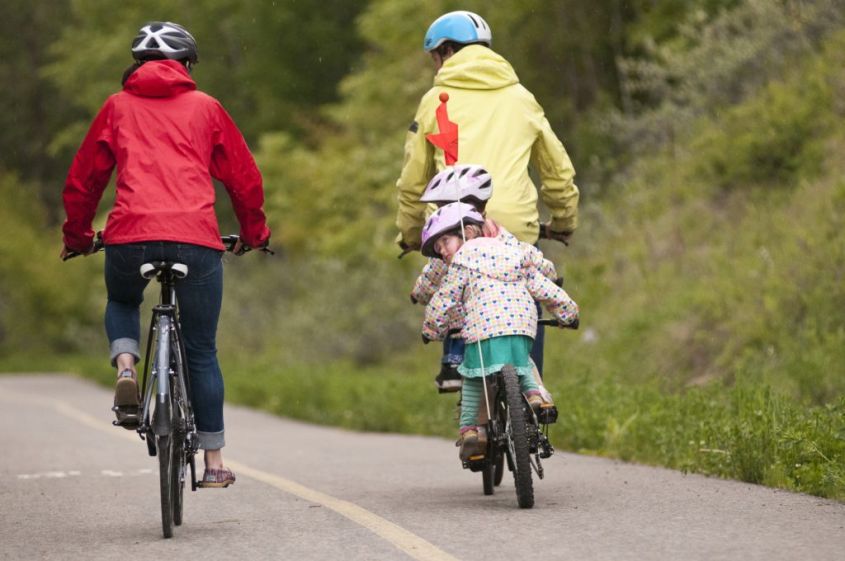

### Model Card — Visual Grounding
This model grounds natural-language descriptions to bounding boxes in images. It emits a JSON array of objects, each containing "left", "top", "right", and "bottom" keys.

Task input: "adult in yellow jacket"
[{"left": 395, "top": 10, "right": 580, "bottom": 250}]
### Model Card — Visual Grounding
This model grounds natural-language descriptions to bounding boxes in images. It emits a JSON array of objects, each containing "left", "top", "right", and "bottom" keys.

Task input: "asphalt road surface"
[{"left": 1, "top": 374, "right": 843, "bottom": 561}]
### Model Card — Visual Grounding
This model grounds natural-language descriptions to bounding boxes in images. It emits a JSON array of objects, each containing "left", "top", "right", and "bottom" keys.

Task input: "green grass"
[{"left": 226, "top": 353, "right": 845, "bottom": 500}]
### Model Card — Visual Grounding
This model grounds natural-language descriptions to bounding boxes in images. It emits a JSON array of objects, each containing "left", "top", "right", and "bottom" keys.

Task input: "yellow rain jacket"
[{"left": 396, "top": 45, "right": 579, "bottom": 245}]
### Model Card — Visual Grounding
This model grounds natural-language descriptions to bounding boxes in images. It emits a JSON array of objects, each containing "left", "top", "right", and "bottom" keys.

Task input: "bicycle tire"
[
  {"left": 170, "top": 333, "right": 187, "bottom": 527},
  {"left": 502, "top": 365, "right": 534, "bottom": 508},
  {"left": 493, "top": 450, "right": 505, "bottom": 486},
  {"left": 172, "top": 432, "right": 185, "bottom": 526},
  {"left": 482, "top": 460, "right": 495, "bottom": 495},
  {"left": 171, "top": 388, "right": 185, "bottom": 527},
  {"left": 483, "top": 407, "right": 504, "bottom": 494},
  {"left": 157, "top": 433, "right": 174, "bottom": 538},
  {"left": 153, "top": 314, "right": 176, "bottom": 539}
]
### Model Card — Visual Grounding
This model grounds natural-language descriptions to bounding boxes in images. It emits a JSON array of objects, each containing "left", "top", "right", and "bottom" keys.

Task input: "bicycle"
[
  {"left": 65, "top": 234, "right": 271, "bottom": 538},
  {"left": 464, "top": 318, "right": 578, "bottom": 509}
]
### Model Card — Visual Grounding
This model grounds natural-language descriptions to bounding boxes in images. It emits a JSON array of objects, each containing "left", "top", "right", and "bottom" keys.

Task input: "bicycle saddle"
[{"left": 140, "top": 261, "right": 189, "bottom": 280}]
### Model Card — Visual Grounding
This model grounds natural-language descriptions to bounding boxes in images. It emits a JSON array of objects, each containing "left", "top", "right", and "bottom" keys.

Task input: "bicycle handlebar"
[
  {"left": 63, "top": 233, "right": 274, "bottom": 261},
  {"left": 220, "top": 235, "right": 275, "bottom": 255},
  {"left": 538, "top": 317, "right": 579, "bottom": 330}
]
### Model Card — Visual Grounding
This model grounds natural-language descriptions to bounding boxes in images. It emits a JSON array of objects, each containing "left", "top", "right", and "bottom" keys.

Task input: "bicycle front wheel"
[
  {"left": 482, "top": 460, "right": 495, "bottom": 495},
  {"left": 502, "top": 365, "right": 534, "bottom": 508}
]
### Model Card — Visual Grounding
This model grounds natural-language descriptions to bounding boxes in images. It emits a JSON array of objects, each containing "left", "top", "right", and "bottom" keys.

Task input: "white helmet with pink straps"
[
  {"left": 420, "top": 164, "right": 493, "bottom": 205},
  {"left": 420, "top": 202, "right": 485, "bottom": 258}
]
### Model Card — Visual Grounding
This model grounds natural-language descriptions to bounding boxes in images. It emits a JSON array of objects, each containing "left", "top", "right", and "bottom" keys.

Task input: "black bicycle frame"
[{"left": 138, "top": 266, "right": 193, "bottom": 445}]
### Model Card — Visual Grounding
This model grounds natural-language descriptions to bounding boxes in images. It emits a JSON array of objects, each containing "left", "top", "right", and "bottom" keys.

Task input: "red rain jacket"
[{"left": 63, "top": 60, "right": 270, "bottom": 252}]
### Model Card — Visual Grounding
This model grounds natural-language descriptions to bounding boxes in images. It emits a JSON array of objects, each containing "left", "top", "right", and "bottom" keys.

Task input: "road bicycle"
[
  {"left": 65, "top": 234, "right": 271, "bottom": 538},
  {"left": 464, "top": 318, "right": 578, "bottom": 509}
]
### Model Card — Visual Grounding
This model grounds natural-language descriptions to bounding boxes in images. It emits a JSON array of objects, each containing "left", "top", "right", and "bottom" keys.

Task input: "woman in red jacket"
[{"left": 61, "top": 22, "right": 271, "bottom": 488}]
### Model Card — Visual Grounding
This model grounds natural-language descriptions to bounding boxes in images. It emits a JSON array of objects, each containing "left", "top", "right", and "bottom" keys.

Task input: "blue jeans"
[
  {"left": 442, "top": 335, "right": 465, "bottom": 366},
  {"left": 104, "top": 242, "right": 225, "bottom": 450}
]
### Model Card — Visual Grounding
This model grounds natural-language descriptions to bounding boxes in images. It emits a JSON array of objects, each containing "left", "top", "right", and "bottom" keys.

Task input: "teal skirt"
[{"left": 458, "top": 335, "right": 533, "bottom": 379}]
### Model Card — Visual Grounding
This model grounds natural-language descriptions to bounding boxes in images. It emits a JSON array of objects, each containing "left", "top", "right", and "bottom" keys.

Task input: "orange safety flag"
[{"left": 425, "top": 92, "right": 458, "bottom": 165}]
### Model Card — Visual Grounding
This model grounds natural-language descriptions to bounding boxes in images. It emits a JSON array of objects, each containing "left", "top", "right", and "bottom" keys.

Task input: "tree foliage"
[{"left": 4, "top": 0, "right": 845, "bottom": 378}]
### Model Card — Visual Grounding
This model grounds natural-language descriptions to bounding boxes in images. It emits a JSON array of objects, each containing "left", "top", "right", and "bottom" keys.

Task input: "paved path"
[{"left": 1, "top": 374, "right": 843, "bottom": 561}]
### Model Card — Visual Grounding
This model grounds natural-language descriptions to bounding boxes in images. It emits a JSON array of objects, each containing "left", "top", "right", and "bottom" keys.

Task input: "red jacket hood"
[{"left": 123, "top": 59, "right": 197, "bottom": 98}]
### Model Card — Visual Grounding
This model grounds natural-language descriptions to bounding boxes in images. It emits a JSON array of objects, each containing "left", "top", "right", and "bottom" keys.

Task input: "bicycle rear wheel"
[
  {"left": 493, "top": 450, "right": 505, "bottom": 486},
  {"left": 170, "top": 331, "right": 190, "bottom": 527},
  {"left": 170, "top": 389, "right": 185, "bottom": 527},
  {"left": 171, "top": 431, "right": 185, "bottom": 526},
  {"left": 152, "top": 315, "right": 177, "bottom": 539},
  {"left": 157, "top": 433, "right": 174, "bottom": 538},
  {"left": 483, "top": 416, "right": 504, "bottom": 494},
  {"left": 501, "top": 365, "right": 534, "bottom": 508},
  {"left": 155, "top": 381, "right": 185, "bottom": 535}
]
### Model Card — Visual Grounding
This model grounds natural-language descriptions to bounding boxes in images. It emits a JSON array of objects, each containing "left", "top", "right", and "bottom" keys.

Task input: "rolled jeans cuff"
[
  {"left": 198, "top": 430, "right": 225, "bottom": 450},
  {"left": 110, "top": 338, "right": 141, "bottom": 367}
]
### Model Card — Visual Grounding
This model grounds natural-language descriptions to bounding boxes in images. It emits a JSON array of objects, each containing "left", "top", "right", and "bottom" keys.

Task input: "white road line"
[
  {"left": 1, "top": 389, "right": 462, "bottom": 561},
  {"left": 17, "top": 470, "right": 81, "bottom": 480},
  {"left": 16, "top": 469, "right": 153, "bottom": 480}
]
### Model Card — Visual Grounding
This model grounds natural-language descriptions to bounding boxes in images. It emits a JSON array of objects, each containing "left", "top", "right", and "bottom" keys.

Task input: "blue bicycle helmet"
[{"left": 423, "top": 11, "right": 492, "bottom": 52}]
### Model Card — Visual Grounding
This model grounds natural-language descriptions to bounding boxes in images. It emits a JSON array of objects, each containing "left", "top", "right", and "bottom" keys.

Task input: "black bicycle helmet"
[{"left": 131, "top": 22, "right": 198, "bottom": 64}]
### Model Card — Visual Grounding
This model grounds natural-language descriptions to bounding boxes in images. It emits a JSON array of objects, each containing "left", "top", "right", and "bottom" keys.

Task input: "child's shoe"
[
  {"left": 458, "top": 427, "right": 486, "bottom": 461},
  {"left": 435, "top": 364, "right": 462, "bottom": 393}
]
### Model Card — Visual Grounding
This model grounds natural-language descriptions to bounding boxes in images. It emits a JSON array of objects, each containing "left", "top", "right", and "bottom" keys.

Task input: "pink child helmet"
[
  {"left": 420, "top": 202, "right": 485, "bottom": 258},
  {"left": 420, "top": 164, "right": 493, "bottom": 206}
]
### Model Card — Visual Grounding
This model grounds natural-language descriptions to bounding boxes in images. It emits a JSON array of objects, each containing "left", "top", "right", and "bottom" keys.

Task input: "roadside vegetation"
[{"left": 2, "top": 0, "right": 843, "bottom": 500}]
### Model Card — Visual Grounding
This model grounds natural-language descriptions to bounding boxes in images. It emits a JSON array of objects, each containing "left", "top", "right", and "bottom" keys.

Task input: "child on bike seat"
[
  {"left": 419, "top": 203, "right": 578, "bottom": 462},
  {"left": 411, "top": 165, "right": 559, "bottom": 397}
]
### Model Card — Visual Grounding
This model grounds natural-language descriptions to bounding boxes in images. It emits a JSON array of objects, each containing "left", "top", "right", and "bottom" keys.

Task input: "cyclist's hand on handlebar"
[
  {"left": 61, "top": 232, "right": 104, "bottom": 261},
  {"left": 224, "top": 234, "right": 274, "bottom": 255},
  {"left": 61, "top": 245, "right": 93, "bottom": 261},
  {"left": 538, "top": 317, "right": 579, "bottom": 330},
  {"left": 231, "top": 238, "right": 248, "bottom": 256},
  {"left": 560, "top": 317, "right": 580, "bottom": 330},
  {"left": 396, "top": 233, "right": 420, "bottom": 259},
  {"left": 539, "top": 223, "right": 572, "bottom": 246}
]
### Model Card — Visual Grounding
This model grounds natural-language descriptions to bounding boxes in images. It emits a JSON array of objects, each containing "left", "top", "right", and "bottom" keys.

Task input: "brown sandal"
[{"left": 112, "top": 369, "right": 140, "bottom": 429}]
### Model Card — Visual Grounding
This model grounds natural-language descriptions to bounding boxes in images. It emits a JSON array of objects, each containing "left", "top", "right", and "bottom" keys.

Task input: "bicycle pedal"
[
  {"left": 538, "top": 407, "right": 558, "bottom": 424},
  {"left": 112, "top": 406, "right": 140, "bottom": 430},
  {"left": 463, "top": 459, "right": 485, "bottom": 472}
]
